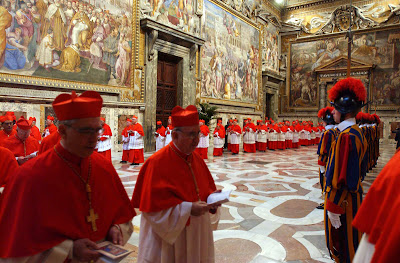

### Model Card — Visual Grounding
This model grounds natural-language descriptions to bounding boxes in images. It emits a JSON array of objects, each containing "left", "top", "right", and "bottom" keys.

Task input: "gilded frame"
[
  {"left": 287, "top": 24, "right": 400, "bottom": 111},
  {"left": 199, "top": 0, "right": 262, "bottom": 109},
  {"left": 0, "top": 0, "right": 144, "bottom": 103}
]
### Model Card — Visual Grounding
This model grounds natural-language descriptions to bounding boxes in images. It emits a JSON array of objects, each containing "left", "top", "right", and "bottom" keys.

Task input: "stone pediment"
[{"left": 314, "top": 56, "right": 374, "bottom": 73}]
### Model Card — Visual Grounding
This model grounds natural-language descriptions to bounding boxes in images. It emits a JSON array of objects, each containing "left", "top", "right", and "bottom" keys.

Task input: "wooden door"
[{"left": 156, "top": 59, "right": 178, "bottom": 127}]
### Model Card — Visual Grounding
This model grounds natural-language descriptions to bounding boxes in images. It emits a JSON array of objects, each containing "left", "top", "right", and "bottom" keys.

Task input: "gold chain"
[
  {"left": 53, "top": 146, "right": 98, "bottom": 231},
  {"left": 169, "top": 144, "right": 201, "bottom": 201},
  {"left": 53, "top": 146, "right": 93, "bottom": 207}
]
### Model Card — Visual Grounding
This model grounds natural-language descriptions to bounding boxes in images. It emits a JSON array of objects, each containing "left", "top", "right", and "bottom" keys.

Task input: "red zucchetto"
[
  {"left": 52, "top": 91, "right": 103, "bottom": 121},
  {"left": 16, "top": 116, "right": 32, "bottom": 130},
  {"left": 47, "top": 116, "right": 55, "bottom": 121},
  {"left": 156, "top": 121, "right": 162, "bottom": 125},
  {"left": 171, "top": 105, "right": 199, "bottom": 127}
]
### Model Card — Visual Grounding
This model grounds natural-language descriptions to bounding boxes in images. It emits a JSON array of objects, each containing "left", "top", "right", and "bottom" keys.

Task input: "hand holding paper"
[{"left": 207, "top": 189, "right": 232, "bottom": 206}]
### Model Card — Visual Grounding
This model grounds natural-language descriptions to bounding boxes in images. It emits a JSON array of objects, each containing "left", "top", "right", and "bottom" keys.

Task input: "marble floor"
[{"left": 112, "top": 141, "right": 397, "bottom": 263}]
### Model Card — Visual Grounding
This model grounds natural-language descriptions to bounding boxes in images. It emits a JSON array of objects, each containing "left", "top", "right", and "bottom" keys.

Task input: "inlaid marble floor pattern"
[{"left": 112, "top": 142, "right": 396, "bottom": 263}]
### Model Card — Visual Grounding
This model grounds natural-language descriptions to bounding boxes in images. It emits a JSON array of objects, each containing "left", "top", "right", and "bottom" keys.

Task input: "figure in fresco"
[
  {"left": 35, "top": 29, "right": 60, "bottom": 70},
  {"left": 15, "top": 4, "right": 35, "bottom": 59},
  {"left": 4, "top": 28, "right": 26, "bottom": 70},
  {"left": 312, "top": 39, "right": 340, "bottom": 70},
  {"left": 103, "top": 27, "right": 119, "bottom": 79},
  {"left": 115, "top": 32, "right": 131, "bottom": 85},
  {"left": 55, "top": 44, "right": 81, "bottom": 72},
  {"left": 211, "top": 50, "right": 223, "bottom": 95},
  {"left": 89, "top": 18, "right": 106, "bottom": 70},
  {"left": 352, "top": 34, "right": 380, "bottom": 64},
  {"left": 65, "top": 6, "right": 91, "bottom": 50},
  {"left": 0, "top": 6, "right": 12, "bottom": 68},
  {"left": 43, "top": 0, "right": 66, "bottom": 51}
]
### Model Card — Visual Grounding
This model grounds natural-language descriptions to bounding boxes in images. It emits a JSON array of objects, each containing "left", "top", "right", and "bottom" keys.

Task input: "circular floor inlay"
[
  {"left": 214, "top": 238, "right": 261, "bottom": 263},
  {"left": 270, "top": 199, "right": 318, "bottom": 218}
]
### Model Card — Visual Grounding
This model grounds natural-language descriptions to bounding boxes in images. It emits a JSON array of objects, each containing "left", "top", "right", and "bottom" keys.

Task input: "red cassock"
[
  {"left": 213, "top": 124, "right": 225, "bottom": 156},
  {"left": 258, "top": 124, "right": 268, "bottom": 151},
  {"left": 47, "top": 123, "right": 58, "bottom": 134},
  {"left": 0, "top": 130, "right": 16, "bottom": 144},
  {"left": 0, "top": 147, "right": 19, "bottom": 187},
  {"left": 132, "top": 142, "right": 216, "bottom": 213},
  {"left": 38, "top": 132, "right": 61, "bottom": 155},
  {"left": 166, "top": 125, "right": 173, "bottom": 135},
  {"left": 0, "top": 143, "right": 136, "bottom": 258},
  {"left": 97, "top": 123, "right": 112, "bottom": 161},
  {"left": 243, "top": 123, "right": 256, "bottom": 153},
  {"left": 2, "top": 135, "right": 39, "bottom": 159},
  {"left": 268, "top": 125, "right": 278, "bottom": 150},
  {"left": 255, "top": 124, "right": 260, "bottom": 150},
  {"left": 352, "top": 151, "right": 400, "bottom": 262},
  {"left": 313, "top": 127, "right": 320, "bottom": 144},
  {"left": 156, "top": 126, "right": 166, "bottom": 137},
  {"left": 129, "top": 123, "right": 145, "bottom": 164},
  {"left": 195, "top": 125, "right": 210, "bottom": 159},
  {"left": 121, "top": 126, "right": 130, "bottom": 162},
  {"left": 230, "top": 125, "right": 241, "bottom": 154},
  {"left": 227, "top": 125, "right": 233, "bottom": 151},
  {"left": 30, "top": 125, "right": 41, "bottom": 142},
  {"left": 305, "top": 125, "right": 312, "bottom": 145},
  {"left": 286, "top": 126, "right": 293, "bottom": 149}
]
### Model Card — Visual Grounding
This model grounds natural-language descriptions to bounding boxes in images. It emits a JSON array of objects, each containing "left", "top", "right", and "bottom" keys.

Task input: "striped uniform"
[
  {"left": 317, "top": 126, "right": 338, "bottom": 191},
  {"left": 324, "top": 124, "right": 367, "bottom": 262}
]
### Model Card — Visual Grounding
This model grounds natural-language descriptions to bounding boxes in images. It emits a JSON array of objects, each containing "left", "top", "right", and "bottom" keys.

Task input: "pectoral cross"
[{"left": 86, "top": 208, "right": 98, "bottom": 232}]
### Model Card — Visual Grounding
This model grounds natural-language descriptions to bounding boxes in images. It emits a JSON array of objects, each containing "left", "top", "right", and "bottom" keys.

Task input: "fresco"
[
  {"left": 140, "top": 0, "right": 199, "bottom": 35},
  {"left": 262, "top": 23, "right": 279, "bottom": 73},
  {"left": 0, "top": 0, "right": 133, "bottom": 87},
  {"left": 200, "top": 0, "right": 260, "bottom": 105},
  {"left": 289, "top": 28, "right": 400, "bottom": 108}
]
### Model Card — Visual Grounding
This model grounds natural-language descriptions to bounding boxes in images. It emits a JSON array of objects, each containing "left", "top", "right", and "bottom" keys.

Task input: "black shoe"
[
  {"left": 316, "top": 203, "right": 324, "bottom": 209},
  {"left": 120, "top": 161, "right": 127, "bottom": 163}
]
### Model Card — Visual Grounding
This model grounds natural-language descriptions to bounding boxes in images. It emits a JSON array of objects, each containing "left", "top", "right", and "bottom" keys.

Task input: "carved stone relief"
[{"left": 284, "top": 3, "right": 399, "bottom": 35}]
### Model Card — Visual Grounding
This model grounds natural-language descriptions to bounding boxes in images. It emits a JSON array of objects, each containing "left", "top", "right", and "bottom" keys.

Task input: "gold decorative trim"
[
  {"left": 0, "top": 0, "right": 144, "bottom": 104},
  {"left": 200, "top": 0, "right": 261, "bottom": 108},
  {"left": 208, "top": 0, "right": 260, "bottom": 29}
]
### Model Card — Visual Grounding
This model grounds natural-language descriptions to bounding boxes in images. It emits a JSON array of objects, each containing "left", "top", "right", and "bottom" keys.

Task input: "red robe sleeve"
[
  {"left": 133, "top": 123, "right": 145, "bottom": 136},
  {"left": 216, "top": 125, "right": 225, "bottom": 138},
  {"left": 200, "top": 125, "right": 209, "bottom": 136},
  {"left": 157, "top": 126, "right": 166, "bottom": 137},
  {"left": 30, "top": 126, "right": 42, "bottom": 141},
  {"left": 48, "top": 124, "right": 58, "bottom": 134},
  {"left": 2, "top": 136, "right": 39, "bottom": 158},
  {"left": 38, "top": 132, "right": 61, "bottom": 155},
  {"left": 0, "top": 147, "right": 19, "bottom": 186},
  {"left": 100, "top": 124, "right": 112, "bottom": 141},
  {"left": 132, "top": 143, "right": 216, "bottom": 212},
  {"left": 0, "top": 143, "right": 135, "bottom": 257}
]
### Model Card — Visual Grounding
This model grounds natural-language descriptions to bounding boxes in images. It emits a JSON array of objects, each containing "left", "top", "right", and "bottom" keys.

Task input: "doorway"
[
  {"left": 156, "top": 54, "right": 179, "bottom": 127},
  {"left": 265, "top": 93, "right": 273, "bottom": 119}
]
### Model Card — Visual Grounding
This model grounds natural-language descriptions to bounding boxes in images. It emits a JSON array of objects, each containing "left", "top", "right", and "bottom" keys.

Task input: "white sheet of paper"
[{"left": 207, "top": 189, "right": 232, "bottom": 205}]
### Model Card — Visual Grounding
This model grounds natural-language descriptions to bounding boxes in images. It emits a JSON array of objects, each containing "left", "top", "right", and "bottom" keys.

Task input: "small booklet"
[
  {"left": 207, "top": 189, "right": 232, "bottom": 206},
  {"left": 97, "top": 241, "right": 132, "bottom": 260}
]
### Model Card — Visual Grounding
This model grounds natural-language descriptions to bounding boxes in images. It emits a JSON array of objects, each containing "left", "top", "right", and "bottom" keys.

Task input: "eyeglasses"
[
  {"left": 176, "top": 130, "right": 201, "bottom": 139},
  {"left": 66, "top": 125, "right": 103, "bottom": 135}
]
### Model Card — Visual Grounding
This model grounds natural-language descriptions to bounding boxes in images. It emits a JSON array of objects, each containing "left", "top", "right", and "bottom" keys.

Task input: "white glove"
[
  {"left": 319, "top": 165, "right": 325, "bottom": 173},
  {"left": 328, "top": 211, "right": 341, "bottom": 229}
]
